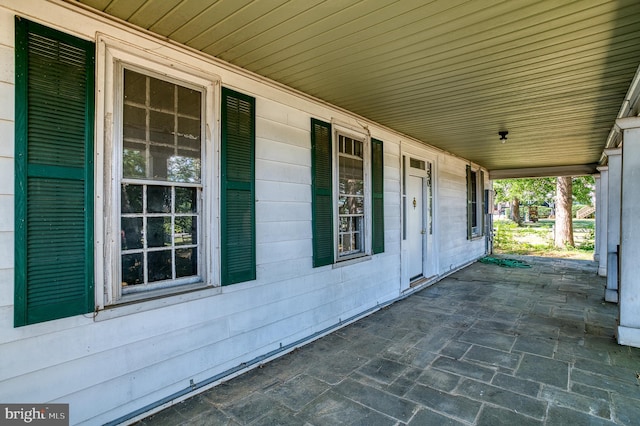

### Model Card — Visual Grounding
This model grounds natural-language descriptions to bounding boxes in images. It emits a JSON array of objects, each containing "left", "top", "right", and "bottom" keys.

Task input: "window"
[
  {"left": 14, "top": 18, "right": 95, "bottom": 326},
  {"left": 311, "top": 119, "right": 384, "bottom": 266},
  {"left": 337, "top": 135, "right": 365, "bottom": 257},
  {"left": 119, "top": 69, "right": 203, "bottom": 294},
  {"left": 466, "top": 165, "right": 485, "bottom": 239}
]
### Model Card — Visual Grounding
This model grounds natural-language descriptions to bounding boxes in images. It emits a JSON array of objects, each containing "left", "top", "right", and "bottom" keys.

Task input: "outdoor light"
[{"left": 498, "top": 131, "right": 508, "bottom": 143}]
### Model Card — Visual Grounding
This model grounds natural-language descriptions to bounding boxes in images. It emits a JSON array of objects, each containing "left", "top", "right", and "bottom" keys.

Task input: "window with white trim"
[
  {"left": 337, "top": 134, "right": 366, "bottom": 258},
  {"left": 466, "top": 165, "right": 485, "bottom": 239},
  {"left": 120, "top": 69, "right": 203, "bottom": 293},
  {"left": 98, "top": 38, "right": 218, "bottom": 305}
]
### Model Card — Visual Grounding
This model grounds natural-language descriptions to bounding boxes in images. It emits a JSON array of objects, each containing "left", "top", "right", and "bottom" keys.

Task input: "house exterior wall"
[{"left": 0, "top": 1, "right": 488, "bottom": 424}]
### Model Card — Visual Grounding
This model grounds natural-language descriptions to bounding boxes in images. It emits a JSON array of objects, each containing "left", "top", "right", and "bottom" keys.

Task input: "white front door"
[{"left": 408, "top": 174, "right": 424, "bottom": 280}]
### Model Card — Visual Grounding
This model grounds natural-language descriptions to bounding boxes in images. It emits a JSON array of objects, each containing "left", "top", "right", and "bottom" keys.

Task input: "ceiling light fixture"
[{"left": 498, "top": 131, "right": 508, "bottom": 143}]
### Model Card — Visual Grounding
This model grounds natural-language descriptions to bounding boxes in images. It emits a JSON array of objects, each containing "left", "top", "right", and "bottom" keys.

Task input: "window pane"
[
  {"left": 178, "top": 86, "right": 201, "bottom": 117},
  {"left": 168, "top": 155, "right": 200, "bottom": 183},
  {"left": 175, "top": 216, "right": 197, "bottom": 245},
  {"left": 123, "top": 105, "right": 146, "bottom": 140},
  {"left": 121, "top": 217, "right": 143, "bottom": 250},
  {"left": 148, "top": 250, "right": 172, "bottom": 282},
  {"left": 178, "top": 117, "right": 200, "bottom": 150},
  {"left": 149, "top": 76, "right": 174, "bottom": 111},
  {"left": 149, "top": 110, "right": 174, "bottom": 145},
  {"left": 147, "top": 216, "right": 171, "bottom": 248},
  {"left": 147, "top": 185, "right": 171, "bottom": 213},
  {"left": 339, "top": 196, "right": 364, "bottom": 215},
  {"left": 121, "top": 184, "right": 143, "bottom": 213},
  {"left": 176, "top": 187, "right": 197, "bottom": 213},
  {"left": 176, "top": 248, "right": 197, "bottom": 278},
  {"left": 123, "top": 145, "right": 146, "bottom": 178},
  {"left": 124, "top": 70, "right": 146, "bottom": 104},
  {"left": 122, "top": 253, "right": 143, "bottom": 286}
]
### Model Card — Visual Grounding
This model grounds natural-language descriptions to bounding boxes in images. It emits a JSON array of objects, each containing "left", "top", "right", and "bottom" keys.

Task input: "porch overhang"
[{"left": 71, "top": 0, "right": 640, "bottom": 174}]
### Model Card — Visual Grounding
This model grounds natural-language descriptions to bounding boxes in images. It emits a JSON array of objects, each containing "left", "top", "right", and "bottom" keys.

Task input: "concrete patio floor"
[{"left": 138, "top": 256, "right": 640, "bottom": 425}]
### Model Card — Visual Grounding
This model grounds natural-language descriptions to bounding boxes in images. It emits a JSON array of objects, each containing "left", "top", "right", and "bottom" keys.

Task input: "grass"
[{"left": 493, "top": 218, "right": 595, "bottom": 260}]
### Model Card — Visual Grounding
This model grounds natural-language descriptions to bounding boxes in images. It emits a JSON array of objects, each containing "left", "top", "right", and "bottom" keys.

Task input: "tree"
[
  {"left": 493, "top": 178, "right": 555, "bottom": 225},
  {"left": 554, "top": 176, "right": 574, "bottom": 248}
]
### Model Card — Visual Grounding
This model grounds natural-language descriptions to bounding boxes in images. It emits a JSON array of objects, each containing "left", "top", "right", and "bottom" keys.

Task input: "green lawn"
[{"left": 492, "top": 218, "right": 594, "bottom": 260}]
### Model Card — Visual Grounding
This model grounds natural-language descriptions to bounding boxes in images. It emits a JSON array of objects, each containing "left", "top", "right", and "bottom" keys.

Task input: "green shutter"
[
  {"left": 371, "top": 138, "right": 384, "bottom": 254},
  {"left": 221, "top": 88, "right": 255, "bottom": 285},
  {"left": 14, "top": 18, "right": 95, "bottom": 326},
  {"left": 480, "top": 170, "right": 485, "bottom": 236},
  {"left": 466, "top": 165, "right": 472, "bottom": 240},
  {"left": 311, "top": 119, "right": 333, "bottom": 267}
]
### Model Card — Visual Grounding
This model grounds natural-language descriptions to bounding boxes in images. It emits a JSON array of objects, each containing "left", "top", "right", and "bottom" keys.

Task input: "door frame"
[{"left": 400, "top": 145, "right": 438, "bottom": 291}]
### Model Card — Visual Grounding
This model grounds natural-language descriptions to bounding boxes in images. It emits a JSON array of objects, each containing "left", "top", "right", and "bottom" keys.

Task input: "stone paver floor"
[{"left": 139, "top": 256, "right": 640, "bottom": 425}]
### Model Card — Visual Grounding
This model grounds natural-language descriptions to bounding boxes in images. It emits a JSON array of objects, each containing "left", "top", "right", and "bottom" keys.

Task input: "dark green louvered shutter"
[
  {"left": 480, "top": 170, "right": 485, "bottom": 236},
  {"left": 311, "top": 119, "right": 333, "bottom": 267},
  {"left": 466, "top": 165, "right": 472, "bottom": 240},
  {"left": 371, "top": 138, "right": 384, "bottom": 254},
  {"left": 221, "top": 88, "right": 255, "bottom": 285},
  {"left": 14, "top": 18, "right": 95, "bottom": 326}
]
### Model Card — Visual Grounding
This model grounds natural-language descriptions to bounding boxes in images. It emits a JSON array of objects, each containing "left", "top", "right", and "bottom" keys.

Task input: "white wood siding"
[{"left": 0, "top": 1, "right": 487, "bottom": 424}]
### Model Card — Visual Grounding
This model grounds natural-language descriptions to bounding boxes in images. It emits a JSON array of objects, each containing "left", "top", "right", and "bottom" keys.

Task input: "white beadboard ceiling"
[{"left": 74, "top": 0, "right": 640, "bottom": 174}]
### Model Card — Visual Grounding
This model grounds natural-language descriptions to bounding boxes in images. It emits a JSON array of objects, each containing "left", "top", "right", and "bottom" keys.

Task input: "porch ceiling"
[{"left": 75, "top": 0, "right": 640, "bottom": 173}]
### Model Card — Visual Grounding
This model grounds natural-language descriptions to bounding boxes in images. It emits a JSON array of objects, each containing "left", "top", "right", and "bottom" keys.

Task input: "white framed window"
[
  {"left": 466, "top": 165, "right": 485, "bottom": 239},
  {"left": 334, "top": 127, "right": 371, "bottom": 261},
  {"left": 96, "top": 36, "right": 218, "bottom": 307}
]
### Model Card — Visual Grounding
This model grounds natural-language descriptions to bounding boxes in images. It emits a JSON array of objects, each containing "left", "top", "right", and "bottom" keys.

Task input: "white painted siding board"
[
  {"left": 0, "top": 44, "right": 13, "bottom": 83},
  {"left": 286, "top": 108, "right": 309, "bottom": 131},
  {"left": 0, "top": 269, "right": 12, "bottom": 308},
  {"left": 257, "top": 239, "right": 310, "bottom": 264},
  {"left": 0, "top": 82, "right": 13, "bottom": 121},
  {"left": 0, "top": 231, "right": 12, "bottom": 270},
  {"left": 256, "top": 180, "right": 310, "bottom": 203},
  {"left": 0, "top": 119, "right": 14, "bottom": 157},
  {"left": 256, "top": 200, "right": 310, "bottom": 223},
  {"left": 256, "top": 257, "right": 312, "bottom": 283},
  {"left": 255, "top": 140, "right": 311, "bottom": 169},
  {"left": 255, "top": 159, "right": 310, "bottom": 185},
  {"left": 256, "top": 220, "right": 310, "bottom": 243},
  {"left": 0, "top": 195, "right": 13, "bottom": 231},
  {"left": 256, "top": 117, "right": 310, "bottom": 150},
  {"left": 0, "top": 10, "right": 13, "bottom": 47},
  {"left": 256, "top": 99, "right": 288, "bottom": 124}
]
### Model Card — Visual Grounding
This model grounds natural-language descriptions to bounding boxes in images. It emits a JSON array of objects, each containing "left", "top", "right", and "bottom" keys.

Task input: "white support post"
[
  {"left": 617, "top": 117, "right": 640, "bottom": 347},
  {"left": 604, "top": 148, "right": 621, "bottom": 303},
  {"left": 593, "top": 173, "right": 601, "bottom": 262},
  {"left": 596, "top": 166, "right": 608, "bottom": 277}
]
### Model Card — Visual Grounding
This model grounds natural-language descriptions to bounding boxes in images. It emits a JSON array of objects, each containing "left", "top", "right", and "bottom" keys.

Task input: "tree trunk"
[
  {"left": 555, "top": 176, "right": 574, "bottom": 248},
  {"left": 510, "top": 197, "right": 522, "bottom": 225}
]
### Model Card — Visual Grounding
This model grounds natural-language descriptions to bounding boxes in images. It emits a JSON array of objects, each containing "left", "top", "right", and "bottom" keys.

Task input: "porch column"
[
  {"left": 604, "top": 148, "right": 621, "bottom": 303},
  {"left": 617, "top": 116, "right": 640, "bottom": 347},
  {"left": 593, "top": 173, "right": 601, "bottom": 262},
  {"left": 596, "top": 166, "right": 608, "bottom": 277}
]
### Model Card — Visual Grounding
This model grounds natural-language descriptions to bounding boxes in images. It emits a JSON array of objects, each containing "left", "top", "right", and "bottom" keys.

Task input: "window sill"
[
  {"left": 332, "top": 255, "right": 372, "bottom": 268},
  {"left": 94, "top": 284, "right": 220, "bottom": 321},
  {"left": 470, "top": 234, "right": 485, "bottom": 241}
]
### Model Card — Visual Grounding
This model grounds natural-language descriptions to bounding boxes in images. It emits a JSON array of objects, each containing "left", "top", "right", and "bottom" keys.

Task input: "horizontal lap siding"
[{"left": 436, "top": 155, "right": 486, "bottom": 273}]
